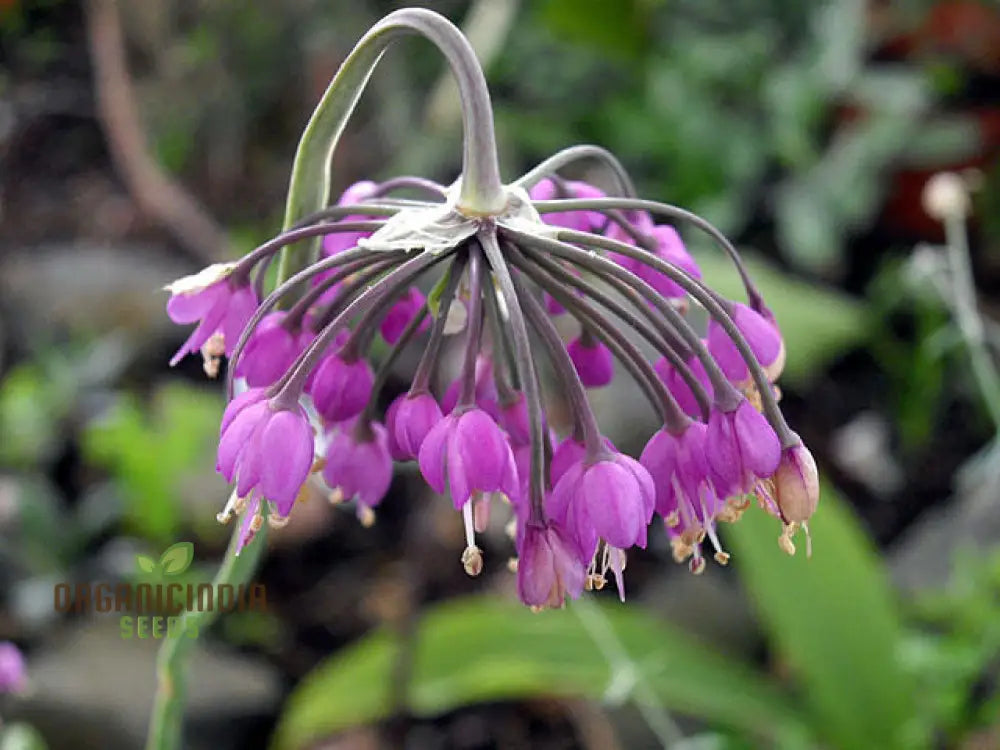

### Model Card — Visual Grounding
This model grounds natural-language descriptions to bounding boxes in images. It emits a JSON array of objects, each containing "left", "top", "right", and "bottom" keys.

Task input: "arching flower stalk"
[{"left": 164, "top": 8, "right": 818, "bottom": 610}]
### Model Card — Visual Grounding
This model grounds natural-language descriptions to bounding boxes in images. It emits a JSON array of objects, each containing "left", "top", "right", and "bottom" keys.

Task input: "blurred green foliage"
[
  {"left": 275, "top": 487, "right": 976, "bottom": 750},
  {"left": 82, "top": 383, "right": 223, "bottom": 544},
  {"left": 271, "top": 597, "right": 806, "bottom": 750},
  {"left": 0, "top": 356, "right": 80, "bottom": 468}
]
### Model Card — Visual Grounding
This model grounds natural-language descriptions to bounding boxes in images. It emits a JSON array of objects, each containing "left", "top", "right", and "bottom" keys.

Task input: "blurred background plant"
[{"left": 1, "top": 0, "right": 1000, "bottom": 748}]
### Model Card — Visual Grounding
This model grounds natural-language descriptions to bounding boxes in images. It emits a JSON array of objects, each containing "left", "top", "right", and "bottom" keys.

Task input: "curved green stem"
[
  {"left": 278, "top": 8, "right": 505, "bottom": 285},
  {"left": 145, "top": 515, "right": 268, "bottom": 750}
]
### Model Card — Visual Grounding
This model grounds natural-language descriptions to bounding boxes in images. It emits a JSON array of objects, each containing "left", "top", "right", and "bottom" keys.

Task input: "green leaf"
[
  {"left": 726, "top": 486, "right": 923, "bottom": 750},
  {"left": 159, "top": 541, "right": 194, "bottom": 576},
  {"left": 271, "top": 597, "right": 805, "bottom": 750},
  {"left": 136, "top": 554, "right": 158, "bottom": 575},
  {"left": 82, "top": 383, "right": 224, "bottom": 543},
  {"left": 695, "top": 253, "right": 866, "bottom": 384}
]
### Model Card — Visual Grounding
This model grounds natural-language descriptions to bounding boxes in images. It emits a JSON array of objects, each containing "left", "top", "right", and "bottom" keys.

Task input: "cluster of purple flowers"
[
  {"left": 166, "top": 166, "right": 819, "bottom": 609},
  {"left": 162, "top": 7, "right": 817, "bottom": 610}
]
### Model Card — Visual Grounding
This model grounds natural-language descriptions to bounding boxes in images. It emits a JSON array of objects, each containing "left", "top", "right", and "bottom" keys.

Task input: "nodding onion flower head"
[{"left": 162, "top": 7, "right": 816, "bottom": 606}]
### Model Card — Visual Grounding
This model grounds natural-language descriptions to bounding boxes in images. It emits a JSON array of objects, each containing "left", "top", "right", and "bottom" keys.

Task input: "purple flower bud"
[
  {"left": 567, "top": 337, "right": 614, "bottom": 387},
  {"left": 394, "top": 392, "right": 444, "bottom": 459},
  {"left": 380, "top": 287, "right": 428, "bottom": 344},
  {"left": 384, "top": 394, "right": 408, "bottom": 461},
  {"left": 635, "top": 225, "right": 702, "bottom": 299},
  {"left": 516, "top": 522, "right": 586, "bottom": 608},
  {"left": 654, "top": 353, "right": 712, "bottom": 417},
  {"left": 498, "top": 393, "right": 530, "bottom": 446},
  {"left": 772, "top": 443, "right": 819, "bottom": 523},
  {"left": 217, "top": 390, "right": 315, "bottom": 518},
  {"left": 166, "top": 266, "right": 258, "bottom": 366},
  {"left": 707, "top": 302, "right": 782, "bottom": 384},
  {"left": 0, "top": 641, "right": 26, "bottom": 693},
  {"left": 308, "top": 353, "right": 374, "bottom": 423},
  {"left": 530, "top": 178, "right": 606, "bottom": 232},
  {"left": 323, "top": 422, "right": 393, "bottom": 510},
  {"left": 706, "top": 400, "right": 781, "bottom": 497},
  {"left": 234, "top": 312, "right": 301, "bottom": 387},
  {"left": 551, "top": 453, "right": 655, "bottom": 559},
  {"left": 323, "top": 181, "right": 379, "bottom": 257},
  {"left": 418, "top": 407, "right": 519, "bottom": 508}
]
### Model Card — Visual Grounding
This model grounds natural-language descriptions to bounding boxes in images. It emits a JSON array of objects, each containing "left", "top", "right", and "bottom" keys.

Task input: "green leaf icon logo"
[
  {"left": 159, "top": 542, "right": 194, "bottom": 576},
  {"left": 136, "top": 554, "right": 158, "bottom": 575}
]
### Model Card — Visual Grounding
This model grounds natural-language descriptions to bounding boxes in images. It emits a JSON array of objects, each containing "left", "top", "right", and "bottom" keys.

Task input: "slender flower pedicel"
[{"left": 164, "top": 7, "right": 819, "bottom": 608}]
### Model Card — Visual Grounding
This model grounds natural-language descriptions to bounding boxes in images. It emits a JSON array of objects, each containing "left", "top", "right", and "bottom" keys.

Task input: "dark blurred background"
[{"left": 2, "top": 1, "right": 1000, "bottom": 748}]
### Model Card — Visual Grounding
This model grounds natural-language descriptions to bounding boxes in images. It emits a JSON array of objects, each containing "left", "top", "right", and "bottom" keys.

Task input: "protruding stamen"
[
  {"left": 461, "top": 545, "right": 483, "bottom": 576},
  {"left": 462, "top": 500, "right": 476, "bottom": 549},
  {"left": 201, "top": 333, "right": 225, "bottom": 379},
  {"left": 778, "top": 523, "right": 798, "bottom": 556},
  {"left": 329, "top": 487, "right": 345, "bottom": 505},
  {"left": 358, "top": 505, "right": 376, "bottom": 528},
  {"left": 689, "top": 554, "right": 706, "bottom": 575},
  {"left": 268, "top": 513, "right": 290, "bottom": 529}
]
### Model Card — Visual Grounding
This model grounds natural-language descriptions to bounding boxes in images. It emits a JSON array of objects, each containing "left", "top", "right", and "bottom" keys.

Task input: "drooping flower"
[
  {"left": 550, "top": 452, "right": 656, "bottom": 559},
  {"left": 769, "top": 442, "right": 820, "bottom": 524},
  {"left": 323, "top": 421, "right": 393, "bottom": 511},
  {"left": 234, "top": 311, "right": 301, "bottom": 387},
  {"left": 165, "top": 263, "right": 257, "bottom": 367},
  {"left": 216, "top": 388, "right": 314, "bottom": 520},
  {"left": 516, "top": 522, "right": 586, "bottom": 608},
  {"left": 393, "top": 392, "right": 444, "bottom": 459},
  {"left": 567, "top": 336, "right": 614, "bottom": 388},
  {"left": 418, "top": 407, "right": 519, "bottom": 508},
  {"left": 706, "top": 399, "right": 782, "bottom": 498},
  {"left": 308, "top": 353, "right": 374, "bottom": 423},
  {"left": 707, "top": 302, "right": 783, "bottom": 384}
]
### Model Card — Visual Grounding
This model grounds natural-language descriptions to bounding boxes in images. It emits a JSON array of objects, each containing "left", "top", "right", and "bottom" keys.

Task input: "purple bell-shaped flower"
[
  {"left": 418, "top": 407, "right": 519, "bottom": 508},
  {"left": 308, "top": 353, "right": 374, "bottom": 423},
  {"left": 706, "top": 399, "right": 781, "bottom": 497},
  {"left": 323, "top": 421, "right": 393, "bottom": 511},
  {"left": 216, "top": 388, "right": 315, "bottom": 519},
  {"left": 393, "top": 392, "right": 444, "bottom": 460}
]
